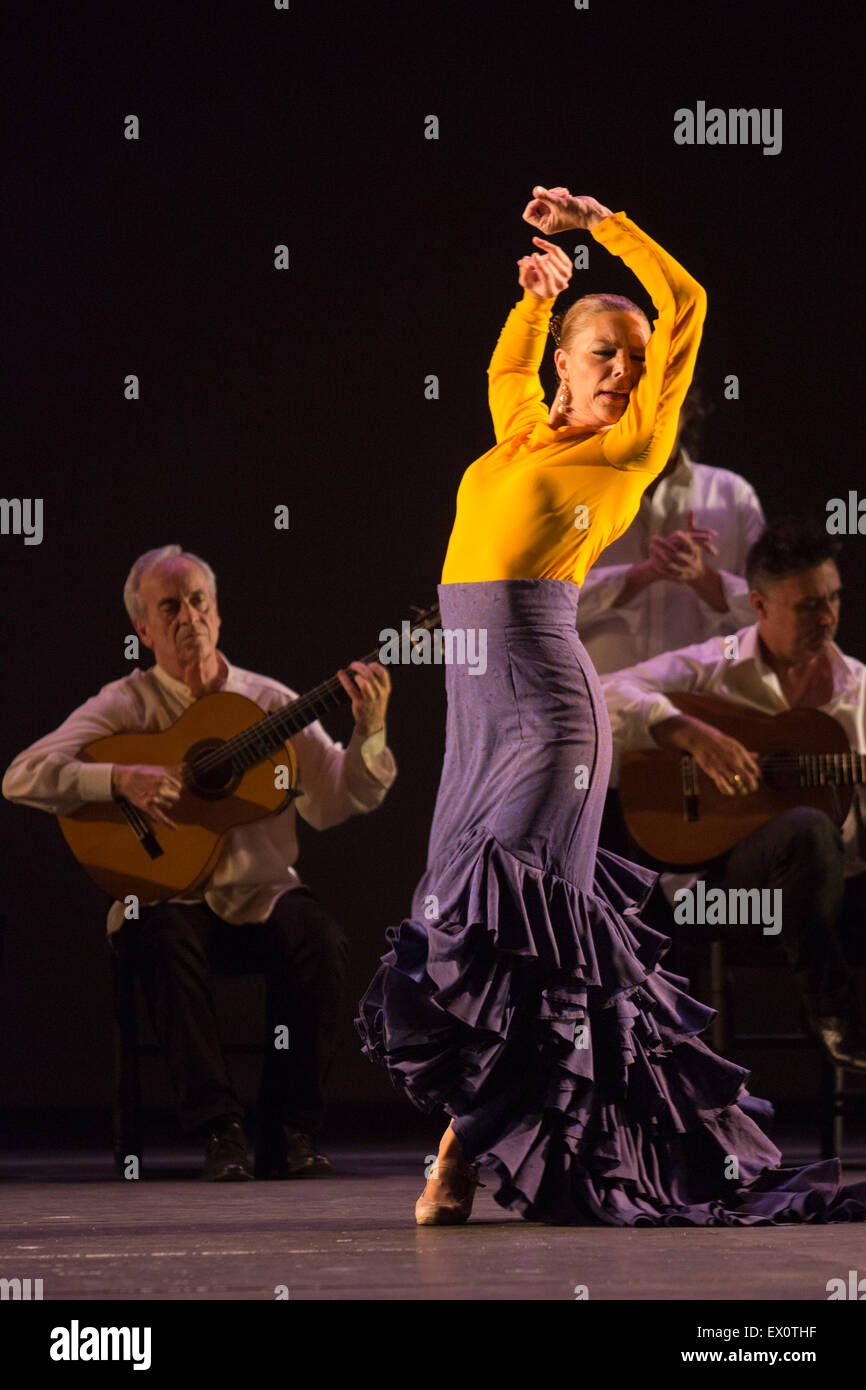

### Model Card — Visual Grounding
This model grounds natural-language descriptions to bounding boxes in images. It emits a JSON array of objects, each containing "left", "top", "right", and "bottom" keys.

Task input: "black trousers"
[
  {"left": 701, "top": 806, "right": 866, "bottom": 1017},
  {"left": 111, "top": 887, "right": 349, "bottom": 1138},
  {"left": 602, "top": 793, "right": 866, "bottom": 1018}
]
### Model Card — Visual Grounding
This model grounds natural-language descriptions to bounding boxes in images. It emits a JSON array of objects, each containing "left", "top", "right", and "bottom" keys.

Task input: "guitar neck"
[
  {"left": 797, "top": 751, "right": 866, "bottom": 787},
  {"left": 225, "top": 644, "right": 384, "bottom": 773}
]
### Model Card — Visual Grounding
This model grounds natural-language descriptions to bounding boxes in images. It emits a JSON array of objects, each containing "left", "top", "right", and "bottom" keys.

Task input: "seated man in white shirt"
[
  {"left": 2, "top": 545, "right": 397, "bottom": 1180},
  {"left": 602, "top": 518, "right": 866, "bottom": 1070},
  {"left": 579, "top": 384, "right": 767, "bottom": 676}
]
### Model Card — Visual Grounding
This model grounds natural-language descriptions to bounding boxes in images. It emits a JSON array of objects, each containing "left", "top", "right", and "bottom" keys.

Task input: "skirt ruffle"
[{"left": 356, "top": 828, "right": 866, "bottom": 1225}]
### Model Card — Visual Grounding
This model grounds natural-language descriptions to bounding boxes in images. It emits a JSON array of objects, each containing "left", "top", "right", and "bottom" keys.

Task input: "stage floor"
[{"left": 2, "top": 1142, "right": 865, "bottom": 1301}]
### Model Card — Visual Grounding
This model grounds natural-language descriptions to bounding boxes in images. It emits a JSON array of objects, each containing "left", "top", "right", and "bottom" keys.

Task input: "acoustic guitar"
[
  {"left": 58, "top": 605, "right": 441, "bottom": 903},
  {"left": 618, "top": 691, "right": 866, "bottom": 866}
]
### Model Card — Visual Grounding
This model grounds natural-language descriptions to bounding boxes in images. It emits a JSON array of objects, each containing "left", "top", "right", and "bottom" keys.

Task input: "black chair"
[
  {"left": 699, "top": 935, "right": 838, "bottom": 1157},
  {"left": 703, "top": 936, "right": 866, "bottom": 1159},
  {"left": 109, "top": 929, "right": 265, "bottom": 1176},
  {"left": 602, "top": 795, "right": 865, "bottom": 1161}
]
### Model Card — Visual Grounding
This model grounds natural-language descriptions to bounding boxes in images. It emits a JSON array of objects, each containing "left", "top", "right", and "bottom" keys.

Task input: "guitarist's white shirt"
[
  {"left": 601, "top": 623, "right": 866, "bottom": 886},
  {"left": 1, "top": 653, "right": 397, "bottom": 934}
]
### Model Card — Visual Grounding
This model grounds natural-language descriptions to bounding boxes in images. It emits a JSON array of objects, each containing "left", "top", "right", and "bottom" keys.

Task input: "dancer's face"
[{"left": 555, "top": 311, "right": 649, "bottom": 430}]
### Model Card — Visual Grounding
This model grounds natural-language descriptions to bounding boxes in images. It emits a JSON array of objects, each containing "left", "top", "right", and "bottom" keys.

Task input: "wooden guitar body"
[
  {"left": 58, "top": 692, "right": 297, "bottom": 903},
  {"left": 52, "top": 602, "right": 441, "bottom": 903},
  {"left": 619, "top": 692, "right": 855, "bottom": 866}
]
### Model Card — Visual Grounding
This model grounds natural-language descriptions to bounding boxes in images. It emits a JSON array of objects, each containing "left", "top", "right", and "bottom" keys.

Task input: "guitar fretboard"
[
  {"left": 186, "top": 603, "right": 441, "bottom": 783},
  {"left": 797, "top": 752, "right": 866, "bottom": 787},
  {"left": 228, "top": 644, "right": 383, "bottom": 771}
]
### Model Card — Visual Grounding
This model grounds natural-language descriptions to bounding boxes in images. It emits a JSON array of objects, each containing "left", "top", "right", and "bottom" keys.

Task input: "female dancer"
[{"left": 357, "top": 185, "right": 866, "bottom": 1226}]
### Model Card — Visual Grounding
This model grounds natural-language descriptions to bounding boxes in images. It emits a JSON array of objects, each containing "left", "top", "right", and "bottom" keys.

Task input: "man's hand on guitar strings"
[
  {"left": 683, "top": 723, "right": 761, "bottom": 797},
  {"left": 337, "top": 661, "right": 392, "bottom": 739},
  {"left": 111, "top": 763, "right": 183, "bottom": 828},
  {"left": 654, "top": 716, "right": 761, "bottom": 797}
]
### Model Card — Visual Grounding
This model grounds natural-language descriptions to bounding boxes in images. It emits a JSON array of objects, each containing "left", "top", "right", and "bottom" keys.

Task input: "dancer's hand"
[
  {"left": 517, "top": 237, "right": 573, "bottom": 299},
  {"left": 522, "top": 186, "right": 613, "bottom": 235}
]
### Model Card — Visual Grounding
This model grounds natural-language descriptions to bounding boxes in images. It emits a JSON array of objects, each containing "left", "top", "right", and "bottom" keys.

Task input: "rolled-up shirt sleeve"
[
  {"left": 601, "top": 641, "right": 722, "bottom": 752},
  {"left": 1, "top": 681, "right": 140, "bottom": 814},
  {"left": 291, "top": 720, "right": 397, "bottom": 830}
]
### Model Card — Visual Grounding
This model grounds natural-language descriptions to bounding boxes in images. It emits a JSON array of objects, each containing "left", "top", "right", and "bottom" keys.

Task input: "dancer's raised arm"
[
  {"left": 486, "top": 236, "right": 573, "bottom": 445},
  {"left": 524, "top": 185, "right": 707, "bottom": 473}
]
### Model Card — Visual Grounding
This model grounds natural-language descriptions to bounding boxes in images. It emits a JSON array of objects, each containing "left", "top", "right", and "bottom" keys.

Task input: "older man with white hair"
[{"left": 3, "top": 545, "right": 397, "bottom": 1181}]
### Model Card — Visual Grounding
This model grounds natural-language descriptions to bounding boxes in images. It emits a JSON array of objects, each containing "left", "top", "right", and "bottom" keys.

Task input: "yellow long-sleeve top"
[{"left": 441, "top": 213, "right": 707, "bottom": 586}]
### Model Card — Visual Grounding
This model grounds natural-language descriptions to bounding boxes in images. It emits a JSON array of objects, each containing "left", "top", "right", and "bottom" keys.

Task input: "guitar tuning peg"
[{"left": 409, "top": 602, "right": 441, "bottom": 626}]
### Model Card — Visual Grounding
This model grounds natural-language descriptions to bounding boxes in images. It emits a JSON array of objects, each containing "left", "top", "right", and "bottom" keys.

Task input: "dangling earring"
[{"left": 557, "top": 376, "right": 571, "bottom": 419}]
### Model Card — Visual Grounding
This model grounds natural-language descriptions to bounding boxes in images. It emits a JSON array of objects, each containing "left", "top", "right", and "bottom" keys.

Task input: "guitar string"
[
  {"left": 179, "top": 609, "right": 440, "bottom": 782},
  {"left": 179, "top": 618, "right": 437, "bottom": 783},
  {"left": 178, "top": 672, "right": 349, "bottom": 785},
  {"left": 186, "top": 718, "right": 865, "bottom": 786},
  {"left": 184, "top": 711, "right": 866, "bottom": 790},
  {"left": 172, "top": 601, "right": 855, "bottom": 789},
  {"left": 679, "top": 752, "right": 866, "bottom": 782}
]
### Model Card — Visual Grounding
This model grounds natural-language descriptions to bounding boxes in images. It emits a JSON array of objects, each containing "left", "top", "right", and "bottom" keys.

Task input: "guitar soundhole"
[
  {"left": 760, "top": 750, "right": 800, "bottom": 792},
  {"left": 185, "top": 739, "right": 241, "bottom": 800}
]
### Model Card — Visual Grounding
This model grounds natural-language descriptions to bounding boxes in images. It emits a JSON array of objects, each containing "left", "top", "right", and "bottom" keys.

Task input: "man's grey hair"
[{"left": 123, "top": 545, "right": 218, "bottom": 624}]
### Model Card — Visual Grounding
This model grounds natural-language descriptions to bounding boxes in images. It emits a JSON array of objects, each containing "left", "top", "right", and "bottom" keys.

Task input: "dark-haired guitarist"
[{"left": 602, "top": 520, "right": 866, "bottom": 1070}]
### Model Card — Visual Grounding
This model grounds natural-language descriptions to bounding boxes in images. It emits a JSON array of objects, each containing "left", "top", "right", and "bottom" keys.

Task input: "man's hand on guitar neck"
[
  {"left": 111, "top": 763, "right": 183, "bottom": 828},
  {"left": 337, "top": 660, "right": 392, "bottom": 739},
  {"left": 651, "top": 715, "right": 761, "bottom": 797}
]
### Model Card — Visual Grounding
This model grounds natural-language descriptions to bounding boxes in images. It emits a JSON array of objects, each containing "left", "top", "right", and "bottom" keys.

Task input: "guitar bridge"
[
  {"left": 117, "top": 795, "right": 164, "bottom": 861},
  {"left": 681, "top": 755, "right": 700, "bottom": 822}
]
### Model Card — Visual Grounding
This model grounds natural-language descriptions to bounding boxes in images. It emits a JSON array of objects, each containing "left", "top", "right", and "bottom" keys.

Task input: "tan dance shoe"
[{"left": 414, "top": 1157, "right": 485, "bottom": 1226}]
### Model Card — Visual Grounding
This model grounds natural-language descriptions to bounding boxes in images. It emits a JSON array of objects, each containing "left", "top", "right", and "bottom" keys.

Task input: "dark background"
[{"left": 2, "top": 0, "right": 863, "bottom": 1130}]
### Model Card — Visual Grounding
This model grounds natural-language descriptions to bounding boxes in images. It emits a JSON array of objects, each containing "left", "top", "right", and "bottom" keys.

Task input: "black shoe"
[
  {"left": 202, "top": 1119, "right": 255, "bottom": 1181},
  {"left": 808, "top": 1014, "right": 866, "bottom": 1072},
  {"left": 254, "top": 1125, "right": 332, "bottom": 1179}
]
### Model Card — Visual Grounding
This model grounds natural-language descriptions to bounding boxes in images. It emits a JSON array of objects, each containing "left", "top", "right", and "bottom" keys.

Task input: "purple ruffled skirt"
[{"left": 356, "top": 579, "right": 866, "bottom": 1224}]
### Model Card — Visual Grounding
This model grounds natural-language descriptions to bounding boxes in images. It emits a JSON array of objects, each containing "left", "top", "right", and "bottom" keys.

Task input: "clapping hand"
[{"left": 649, "top": 510, "right": 719, "bottom": 584}]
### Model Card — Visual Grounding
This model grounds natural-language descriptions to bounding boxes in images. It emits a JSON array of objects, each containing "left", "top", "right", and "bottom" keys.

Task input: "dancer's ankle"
[{"left": 437, "top": 1121, "right": 463, "bottom": 1167}]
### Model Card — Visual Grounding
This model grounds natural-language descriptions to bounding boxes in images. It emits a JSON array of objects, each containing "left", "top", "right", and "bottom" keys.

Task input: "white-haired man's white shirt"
[
  {"left": 601, "top": 624, "right": 866, "bottom": 900},
  {"left": 578, "top": 451, "right": 766, "bottom": 674},
  {"left": 2, "top": 652, "right": 396, "bottom": 934}
]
